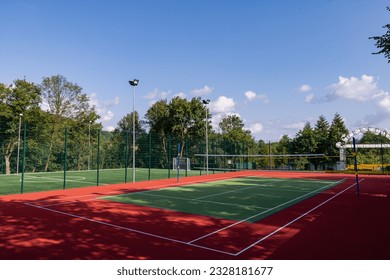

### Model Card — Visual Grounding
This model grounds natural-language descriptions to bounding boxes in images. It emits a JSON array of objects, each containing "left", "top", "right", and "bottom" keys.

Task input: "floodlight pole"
[
  {"left": 129, "top": 79, "right": 139, "bottom": 183},
  {"left": 16, "top": 113, "right": 23, "bottom": 174},
  {"left": 202, "top": 99, "right": 210, "bottom": 175},
  {"left": 88, "top": 120, "right": 91, "bottom": 170}
]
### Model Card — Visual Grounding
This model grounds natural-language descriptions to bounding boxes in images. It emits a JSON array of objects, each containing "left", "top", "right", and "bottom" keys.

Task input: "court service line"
[
  {"left": 29, "top": 175, "right": 247, "bottom": 207},
  {"left": 194, "top": 185, "right": 268, "bottom": 200},
  {"left": 24, "top": 201, "right": 236, "bottom": 256},
  {"left": 37, "top": 173, "right": 253, "bottom": 207},
  {"left": 126, "top": 192, "right": 269, "bottom": 210},
  {"left": 234, "top": 178, "right": 364, "bottom": 256},
  {"left": 187, "top": 178, "right": 346, "bottom": 244},
  {"left": 23, "top": 176, "right": 349, "bottom": 257}
]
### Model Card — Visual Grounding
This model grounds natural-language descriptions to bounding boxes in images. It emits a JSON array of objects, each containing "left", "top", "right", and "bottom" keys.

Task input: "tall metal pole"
[
  {"left": 16, "top": 113, "right": 23, "bottom": 174},
  {"left": 88, "top": 120, "right": 91, "bottom": 170},
  {"left": 353, "top": 137, "right": 359, "bottom": 195},
  {"left": 205, "top": 106, "right": 209, "bottom": 175},
  {"left": 132, "top": 84, "right": 136, "bottom": 183},
  {"left": 202, "top": 99, "right": 210, "bottom": 175},
  {"left": 129, "top": 79, "right": 139, "bottom": 183}
]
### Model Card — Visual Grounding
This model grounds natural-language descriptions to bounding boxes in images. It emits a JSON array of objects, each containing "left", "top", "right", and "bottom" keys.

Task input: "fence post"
[
  {"left": 185, "top": 138, "right": 188, "bottom": 177},
  {"left": 168, "top": 135, "right": 171, "bottom": 178},
  {"left": 125, "top": 130, "right": 129, "bottom": 183},
  {"left": 63, "top": 128, "right": 68, "bottom": 190},
  {"left": 97, "top": 129, "right": 101, "bottom": 186},
  {"left": 20, "top": 124, "right": 26, "bottom": 194},
  {"left": 148, "top": 132, "right": 151, "bottom": 180}
]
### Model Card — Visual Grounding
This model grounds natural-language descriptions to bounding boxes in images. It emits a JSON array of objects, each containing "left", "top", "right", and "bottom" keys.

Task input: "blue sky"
[{"left": 1, "top": 0, "right": 390, "bottom": 141}]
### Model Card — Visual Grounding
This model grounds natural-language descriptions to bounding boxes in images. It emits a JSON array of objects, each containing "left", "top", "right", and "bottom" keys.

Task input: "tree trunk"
[
  {"left": 4, "top": 142, "right": 15, "bottom": 174},
  {"left": 44, "top": 124, "right": 57, "bottom": 172}
]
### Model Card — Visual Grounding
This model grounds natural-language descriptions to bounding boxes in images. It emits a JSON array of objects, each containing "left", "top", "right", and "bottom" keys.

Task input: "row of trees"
[
  {"left": 0, "top": 75, "right": 100, "bottom": 174},
  {"left": 1, "top": 74, "right": 390, "bottom": 174}
]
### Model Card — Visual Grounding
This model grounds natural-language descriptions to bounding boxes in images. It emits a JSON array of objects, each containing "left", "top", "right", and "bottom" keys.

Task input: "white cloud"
[
  {"left": 190, "top": 85, "right": 213, "bottom": 96},
  {"left": 211, "top": 112, "right": 241, "bottom": 132},
  {"left": 282, "top": 121, "right": 305, "bottom": 130},
  {"left": 244, "top": 90, "right": 269, "bottom": 104},
  {"left": 321, "top": 74, "right": 390, "bottom": 126},
  {"left": 298, "top": 84, "right": 312, "bottom": 93},
  {"left": 143, "top": 88, "right": 170, "bottom": 100},
  {"left": 209, "top": 96, "right": 236, "bottom": 113},
  {"left": 105, "top": 126, "right": 115, "bottom": 132},
  {"left": 378, "top": 95, "right": 390, "bottom": 113},
  {"left": 328, "top": 74, "right": 385, "bottom": 101},
  {"left": 206, "top": 96, "right": 239, "bottom": 133},
  {"left": 258, "top": 94, "right": 270, "bottom": 104},
  {"left": 174, "top": 92, "right": 186, "bottom": 98},
  {"left": 247, "top": 123, "right": 264, "bottom": 133},
  {"left": 305, "top": 93, "right": 315, "bottom": 103},
  {"left": 245, "top": 90, "right": 256, "bottom": 100},
  {"left": 88, "top": 93, "right": 119, "bottom": 124},
  {"left": 143, "top": 88, "right": 171, "bottom": 106}
]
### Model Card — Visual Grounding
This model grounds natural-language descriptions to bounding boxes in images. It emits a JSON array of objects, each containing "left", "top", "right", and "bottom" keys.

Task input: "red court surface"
[{"left": 0, "top": 171, "right": 389, "bottom": 260}]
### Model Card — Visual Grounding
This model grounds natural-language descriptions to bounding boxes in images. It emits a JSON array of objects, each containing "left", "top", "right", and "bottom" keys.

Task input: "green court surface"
[
  {"left": 0, "top": 168, "right": 204, "bottom": 195},
  {"left": 102, "top": 176, "right": 342, "bottom": 222}
]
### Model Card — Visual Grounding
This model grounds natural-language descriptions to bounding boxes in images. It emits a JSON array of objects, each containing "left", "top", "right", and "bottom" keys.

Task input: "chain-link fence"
[
  {"left": 0, "top": 123, "right": 262, "bottom": 195},
  {"left": 2, "top": 122, "right": 390, "bottom": 195}
]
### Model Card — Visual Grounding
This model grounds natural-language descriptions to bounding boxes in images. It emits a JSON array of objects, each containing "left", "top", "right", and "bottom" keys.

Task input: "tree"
[
  {"left": 115, "top": 111, "right": 144, "bottom": 135},
  {"left": 169, "top": 96, "right": 207, "bottom": 154},
  {"left": 275, "top": 135, "right": 292, "bottom": 168},
  {"left": 358, "top": 131, "right": 390, "bottom": 166},
  {"left": 40, "top": 75, "right": 98, "bottom": 171},
  {"left": 0, "top": 79, "right": 42, "bottom": 174},
  {"left": 145, "top": 97, "right": 208, "bottom": 157},
  {"left": 257, "top": 139, "right": 270, "bottom": 168},
  {"left": 313, "top": 115, "right": 331, "bottom": 169},
  {"left": 219, "top": 115, "right": 253, "bottom": 144},
  {"left": 292, "top": 122, "right": 316, "bottom": 154},
  {"left": 370, "top": 7, "right": 390, "bottom": 63},
  {"left": 291, "top": 122, "right": 317, "bottom": 170},
  {"left": 145, "top": 99, "right": 170, "bottom": 136},
  {"left": 328, "top": 113, "right": 349, "bottom": 161}
]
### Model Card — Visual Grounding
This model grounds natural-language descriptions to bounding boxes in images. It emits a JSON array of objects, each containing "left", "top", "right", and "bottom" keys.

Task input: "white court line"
[
  {"left": 33, "top": 173, "right": 253, "bottom": 207},
  {"left": 24, "top": 177, "right": 352, "bottom": 257},
  {"left": 234, "top": 178, "right": 364, "bottom": 256},
  {"left": 24, "top": 174, "right": 352, "bottom": 256},
  {"left": 125, "top": 192, "right": 269, "bottom": 210},
  {"left": 24, "top": 201, "right": 236, "bottom": 256},
  {"left": 187, "top": 179, "right": 345, "bottom": 244},
  {"left": 194, "top": 185, "right": 264, "bottom": 200}
]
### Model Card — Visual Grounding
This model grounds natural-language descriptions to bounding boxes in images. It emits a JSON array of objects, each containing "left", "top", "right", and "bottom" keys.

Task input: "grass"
[
  {"left": 102, "top": 176, "right": 341, "bottom": 222},
  {"left": 0, "top": 168, "right": 207, "bottom": 195}
]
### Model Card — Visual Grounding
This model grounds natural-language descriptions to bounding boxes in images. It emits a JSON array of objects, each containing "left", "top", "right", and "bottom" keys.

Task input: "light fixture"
[{"left": 129, "top": 79, "right": 139, "bottom": 86}]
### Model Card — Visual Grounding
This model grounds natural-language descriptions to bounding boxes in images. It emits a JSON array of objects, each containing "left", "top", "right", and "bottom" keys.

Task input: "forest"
[{"left": 1, "top": 75, "right": 390, "bottom": 175}]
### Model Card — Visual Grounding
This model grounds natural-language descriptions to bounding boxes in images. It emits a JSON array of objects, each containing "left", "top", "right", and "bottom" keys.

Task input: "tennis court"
[
  {"left": 102, "top": 177, "right": 341, "bottom": 223},
  {"left": 0, "top": 170, "right": 389, "bottom": 259}
]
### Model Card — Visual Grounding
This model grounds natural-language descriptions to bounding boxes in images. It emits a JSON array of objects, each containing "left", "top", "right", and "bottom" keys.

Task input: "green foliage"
[
  {"left": 2, "top": 74, "right": 387, "bottom": 176},
  {"left": 145, "top": 96, "right": 208, "bottom": 157},
  {"left": 328, "top": 113, "right": 349, "bottom": 158},
  {"left": 370, "top": 7, "right": 390, "bottom": 63},
  {"left": 219, "top": 115, "right": 253, "bottom": 145}
]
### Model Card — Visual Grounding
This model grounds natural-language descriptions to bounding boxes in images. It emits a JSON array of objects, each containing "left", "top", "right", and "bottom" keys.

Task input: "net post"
[{"left": 353, "top": 137, "right": 360, "bottom": 195}]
